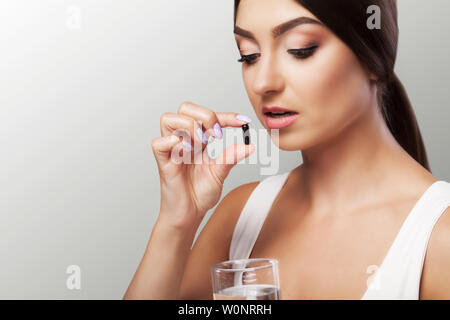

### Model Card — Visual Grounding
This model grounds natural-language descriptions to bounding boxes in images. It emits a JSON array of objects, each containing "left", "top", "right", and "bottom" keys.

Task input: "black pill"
[{"left": 242, "top": 124, "right": 250, "bottom": 145}]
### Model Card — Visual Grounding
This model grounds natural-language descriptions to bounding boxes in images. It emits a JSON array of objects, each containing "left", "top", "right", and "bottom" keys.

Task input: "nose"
[{"left": 251, "top": 53, "right": 284, "bottom": 96}]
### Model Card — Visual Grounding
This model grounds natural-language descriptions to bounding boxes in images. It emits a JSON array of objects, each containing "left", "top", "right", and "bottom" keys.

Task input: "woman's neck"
[{"left": 296, "top": 105, "right": 426, "bottom": 216}]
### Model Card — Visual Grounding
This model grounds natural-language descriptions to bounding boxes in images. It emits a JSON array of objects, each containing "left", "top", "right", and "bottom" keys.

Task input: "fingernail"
[
  {"left": 214, "top": 122, "right": 223, "bottom": 139},
  {"left": 197, "top": 127, "right": 208, "bottom": 144},
  {"left": 182, "top": 141, "right": 193, "bottom": 151},
  {"left": 236, "top": 114, "right": 252, "bottom": 123}
]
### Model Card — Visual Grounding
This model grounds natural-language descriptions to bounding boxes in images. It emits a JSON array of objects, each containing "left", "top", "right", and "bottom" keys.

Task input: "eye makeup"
[
  {"left": 287, "top": 44, "right": 319, "bottom": 59},
  {"left": 237, "top": 44, "right": 319, "bottom": 65}
]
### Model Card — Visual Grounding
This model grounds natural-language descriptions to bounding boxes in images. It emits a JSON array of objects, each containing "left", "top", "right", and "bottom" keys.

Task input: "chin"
[{"left": 269, "top": 130, "right": 311, "bottom": 151}]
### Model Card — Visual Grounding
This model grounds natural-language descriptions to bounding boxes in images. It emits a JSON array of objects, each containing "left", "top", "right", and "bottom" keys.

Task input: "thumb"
[{"left": 212, "top": 143, "right": 256, "bottom": 183}]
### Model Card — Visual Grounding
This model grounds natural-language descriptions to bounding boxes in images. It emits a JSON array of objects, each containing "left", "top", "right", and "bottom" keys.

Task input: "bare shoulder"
[
  {"left": 178, "top": 180, "right": 260, "bottom": 299},
  {"left": 420, "top": 205, "right": 450, "bottom": 299}
]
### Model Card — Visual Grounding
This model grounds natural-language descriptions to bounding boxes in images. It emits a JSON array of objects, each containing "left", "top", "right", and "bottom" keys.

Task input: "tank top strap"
[
  {"left": 362, "top": 180, "right": 450, "bottom": 299},
  {"left": 229, "top": 171, "right": 291, "bottom": 261}
]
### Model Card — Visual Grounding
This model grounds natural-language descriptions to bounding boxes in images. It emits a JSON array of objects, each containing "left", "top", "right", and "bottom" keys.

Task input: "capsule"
[{"left": 242, "top": 124, "right": 250, "bottom": 145}]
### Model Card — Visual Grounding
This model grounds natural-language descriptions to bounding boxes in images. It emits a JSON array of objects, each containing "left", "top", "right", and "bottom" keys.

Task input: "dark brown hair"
[{"left": 234, "top": 0, "right": 430, "bottom": 171}]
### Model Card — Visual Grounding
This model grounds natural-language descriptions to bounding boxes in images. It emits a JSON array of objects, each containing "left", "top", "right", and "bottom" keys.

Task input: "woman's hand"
[{"left": 152, "top": 102, "right": 255, "bottom": 232}]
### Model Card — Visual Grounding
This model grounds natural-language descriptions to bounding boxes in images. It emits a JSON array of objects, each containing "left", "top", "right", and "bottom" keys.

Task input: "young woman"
[{"left": 124, "top": 0, "right": 450, "bottom": 299}]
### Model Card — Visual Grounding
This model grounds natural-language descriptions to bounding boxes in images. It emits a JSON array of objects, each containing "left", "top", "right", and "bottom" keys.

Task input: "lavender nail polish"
[
  {"left": 236, "top": 114, "right": 252, "bottom": 123},
  {"left": 214, "top": 122, "right": 223, "bottom": 139},
  {"left": 182, "top": 141, "right": 193, "bottom": 151}
]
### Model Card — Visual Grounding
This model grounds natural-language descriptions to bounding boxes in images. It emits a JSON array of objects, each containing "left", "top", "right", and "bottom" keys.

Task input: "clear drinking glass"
[{"left": 211, "top": 258, "right": 281, "bottom": 300}]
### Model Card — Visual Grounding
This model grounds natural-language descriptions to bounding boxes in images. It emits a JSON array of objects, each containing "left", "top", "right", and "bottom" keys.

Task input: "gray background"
[{"left": 0, "top": 0, "right": 448, "bottom": 299}]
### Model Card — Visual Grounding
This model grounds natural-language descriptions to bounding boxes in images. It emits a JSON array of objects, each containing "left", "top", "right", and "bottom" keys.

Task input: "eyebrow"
[{"left": 234, "top": 16, "right": 323, "bottom": 40}]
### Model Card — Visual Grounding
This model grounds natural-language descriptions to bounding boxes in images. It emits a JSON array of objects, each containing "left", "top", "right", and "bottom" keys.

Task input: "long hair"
[{"left": 234, "top": 0, "right": 430, "bottom": 171}]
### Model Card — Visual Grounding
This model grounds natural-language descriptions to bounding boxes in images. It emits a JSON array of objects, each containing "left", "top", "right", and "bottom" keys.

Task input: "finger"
[
  {"left": 177, "top": 102, "right": 224, "bottom": 140},
  {"left": 160, "top": 112, "right": 206, "bottom": 150},
  {"left": 151, "top": 135, "right": 184, "bottom": 164},
  {"left": 160, "top": 112, "right": 194, "bottom": 137},
  {"left": 178, "top": 102, "right": 253, "bottom": 140},
  {"left": 211, "top": 143, "right": 256, "bottom": 184},
  {"left": 215, "top": 112, "right": 253, "bottom": 127}
]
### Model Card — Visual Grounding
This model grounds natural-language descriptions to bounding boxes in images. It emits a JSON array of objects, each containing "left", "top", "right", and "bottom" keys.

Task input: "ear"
[
  {"left": 363, "top": 65, "right": 378, "bottom": 82},
  {"left": 368, "top": 72, "right": 378, "bottom": 82}
]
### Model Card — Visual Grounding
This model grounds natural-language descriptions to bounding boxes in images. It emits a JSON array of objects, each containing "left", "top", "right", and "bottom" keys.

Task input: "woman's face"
[{"left": 235, "top": 0, "right": 377, "bottom": 151}]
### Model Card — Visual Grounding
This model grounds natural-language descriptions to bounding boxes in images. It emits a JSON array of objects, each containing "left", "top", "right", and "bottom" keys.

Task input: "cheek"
[
  {"left": 289, "top": 41, "right": 372, "bottom": 133},
  {"left": 242, "top": 71, "right": 257, "bottom": 103},
  {"left": 242, "top": 70, "right": 265, "bottom": 122}
]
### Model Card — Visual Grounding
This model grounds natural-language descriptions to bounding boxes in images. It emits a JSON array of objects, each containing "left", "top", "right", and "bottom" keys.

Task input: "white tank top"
[{"left": 229, "top": 170, "right": 450, "bottom": 300}]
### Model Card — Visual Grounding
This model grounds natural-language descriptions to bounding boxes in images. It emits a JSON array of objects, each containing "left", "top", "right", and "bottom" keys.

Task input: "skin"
[
  {"left": 232, "top": 0, "right": 450, "bottom": 299},
  {"left": 124, "top": 0, "right": 450, "bottom": 300}
]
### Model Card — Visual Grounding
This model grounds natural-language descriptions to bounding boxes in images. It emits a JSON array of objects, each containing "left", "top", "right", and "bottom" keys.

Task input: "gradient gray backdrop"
[{"left": 1, "top": 0, "right": 449, "bottom": 299}]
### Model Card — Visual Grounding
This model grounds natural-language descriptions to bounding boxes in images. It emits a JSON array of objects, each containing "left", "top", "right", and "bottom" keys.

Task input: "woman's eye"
[
  {"left": 237, "top": 53, "right": 260, "bottom": 65},
  {"left": 287, "top": 44, "right": 319, "bottom": 59},
  {"left": 237, "top": 44, "right": 319, "bottom": 65}
]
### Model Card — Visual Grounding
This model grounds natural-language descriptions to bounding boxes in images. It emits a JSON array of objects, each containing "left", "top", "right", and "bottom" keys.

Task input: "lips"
[
  {"left": 262, "top": 106, "right": 297, "bottom": 114},
  {"left": 262, "top": 106, "right": 299, "bottom": 129}
]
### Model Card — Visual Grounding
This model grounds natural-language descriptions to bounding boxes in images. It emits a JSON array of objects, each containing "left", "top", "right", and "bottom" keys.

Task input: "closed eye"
[{"left": 237, "top": 44, "right": 319, "bottom": 65}]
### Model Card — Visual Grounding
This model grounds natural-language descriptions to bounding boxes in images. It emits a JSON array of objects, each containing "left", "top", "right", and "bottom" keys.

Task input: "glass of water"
[{"left": 211, "top": 258, "right": 281, "bottom": 300}]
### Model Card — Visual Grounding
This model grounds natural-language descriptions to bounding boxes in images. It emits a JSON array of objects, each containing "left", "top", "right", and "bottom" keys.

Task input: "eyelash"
[{"left": 237, "top": 44, "right": 319, "bottom": 65}]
